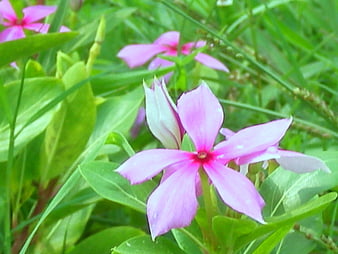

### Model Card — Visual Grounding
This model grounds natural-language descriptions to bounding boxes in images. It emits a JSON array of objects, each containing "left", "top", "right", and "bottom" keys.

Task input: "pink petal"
[
  {"left": 235, "top": 146, "right": 280, "bottom": 165},
  {"left": 0, "top": 26, "right": 25, "bottom": 42},
  {"left": 117, "top": 44, "right": 166, "bottom": 68},
  {"left": 59, "top": 25, "right": 70, "bottom": 32},
  {"left": 276, "top": 150, "right": 331, "bottom": 173},
  {"left": 0, "top": 0, "right": 17, "bottom": 22},
  {"left": 194, "top": 53, "right": 229, "bottom": 72},
  {"left": 148, "top": 56, "right": 174, "bottom": 70},
  {"left": 22, "top": 23, "right": 50, "bottom": 33},
  {"left": 144, "top": 80, "right": 183, "bottom": 149},
  {"left": 215, "top": 118, "right": 292, "bottom": 160},
  {"left": 116, "top": 149, "right": 191, "bottom": 184},
  {"left": 22, "top": 5, "right": 56, "bottom": 24},
  {"left": 204, "top": 161, "right": 265, "bottom": 223},
  {"left": 220, "top": 128, "right": 235, "bottom": 139},
  {"left": 177, "top": 83, "right": 224, "bottom": 151},
  {"left": 153, "top": 31, "right": 179, "bottom": 47},
  {"left": 181, "top": 41, "right": 206, "bottom": 54},
  {"left": 147, "top": 162, "right": 199, "bottom": 239}
]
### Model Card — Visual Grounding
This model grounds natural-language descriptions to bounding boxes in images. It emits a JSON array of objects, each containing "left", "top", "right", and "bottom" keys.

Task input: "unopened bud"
[{"left": 70, "top": 0, "right": 83, "bottom": 12}]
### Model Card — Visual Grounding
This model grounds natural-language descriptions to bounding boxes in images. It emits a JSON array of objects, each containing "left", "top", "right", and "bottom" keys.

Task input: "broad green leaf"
[
  {"left": 0, "top": 32, "right": 78, "bottom": 67},
  {"left": 39, "top": 61, "right": 96, "bottom": 181},
  {"left": 276, "top": 215, "right": 322, "bottom": 254},
  {"left": 172, "top": 222, "right": 204, "bottom": 254},
  {"left": 89, "top": 86, "right": 144, "bottom": 143},
  {"left": 252, "top": 224, "right": 293, "bottom": 254},
  {"left": 212, "top": 216, "right": 257, "bottom": 250},
  {"left": 260, "top": 151, "right": 338, "bottom": 217},
  {"left": 235, "top": 192, "right": 337, "bottom": 250},
  {"left": 32, "top": 205, "right": 95, "bottom": 254},
  {"left": 68, "top": 226, "right": 144, "bottom": 254},
  {"left": 79, "top": 161, "right": 156, "bottom": 213},
  {"left": 0, "top": 78, "right": 64, "bottom": 161},
  {"left": 19, "top": 170, "right": 82, "bottom": 254},
  {"left": 25, "top": 60, "right": 46, "bottom": 78},
  {"left": 112, "top": 235, "right": 186, "bottom": 254}
]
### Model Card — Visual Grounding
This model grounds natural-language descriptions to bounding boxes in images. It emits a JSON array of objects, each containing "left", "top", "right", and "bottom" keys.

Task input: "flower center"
[
  {"left": 197, "top": 151, "right": 208, "bottom": 159},
  {"left": 12, "top": 18, "right": 24, "bottom": 26},
  {"left": 194, "top": 151, "right": 213, "bottom": 164}
]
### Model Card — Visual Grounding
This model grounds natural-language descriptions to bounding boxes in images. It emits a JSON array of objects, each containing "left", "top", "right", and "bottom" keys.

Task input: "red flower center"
[{"left": 194, "top": 151, "right": 213, "bottom": 164}]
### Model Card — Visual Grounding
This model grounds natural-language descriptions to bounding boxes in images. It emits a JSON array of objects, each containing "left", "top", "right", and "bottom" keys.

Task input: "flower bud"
[
  {"left": 70, "top": 0, "right": 83, "bottom": 12},
  {"left": 144, "top": 78, "right": 184, "bottom": 149}
]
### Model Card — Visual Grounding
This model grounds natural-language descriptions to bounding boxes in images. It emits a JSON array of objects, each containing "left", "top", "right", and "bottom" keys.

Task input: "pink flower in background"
[
  {"left": 117, "top": 83, "right": 266, "bottom": 239},
  {"left": 117, "top": 31, "right": 229, "bottom": 73},
  {"left": 0, "top": 0, "right": 67, "bottom": 43},
  {"left": 219, "top": 125, "right": 330, "bottom": 174}
]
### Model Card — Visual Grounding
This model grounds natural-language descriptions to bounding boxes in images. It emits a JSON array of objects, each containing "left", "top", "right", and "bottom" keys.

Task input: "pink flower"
[
  {"left": 0, "top": 0, "right": 67, "bottom": 43},
  {"left": 219, "top": 122, "right": 330, "bottom": 174},
  {"left": 144, "top": 78, "right": 184, "bottom": 149},
  {"left": 117, "top": 31, "right": 229, "bottom": 73},
  {"left": 117, "top": 83, "right": 275, "bottom": 239}
]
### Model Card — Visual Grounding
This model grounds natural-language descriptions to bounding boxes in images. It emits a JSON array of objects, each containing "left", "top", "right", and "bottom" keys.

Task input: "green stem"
[
  {"left": 199, "top": 169, "right": 218, "bottom": 253},
  {"left": 4, "top": 62, "right": 27, "bottom": 254}
]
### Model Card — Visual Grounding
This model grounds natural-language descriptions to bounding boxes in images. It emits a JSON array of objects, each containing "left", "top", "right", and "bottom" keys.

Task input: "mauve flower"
[
  {"left": 117, "top": 31, "right": 229, "bottom": 73},
  {"left": 219, "top": 123, "right": 330, "bottom": 174},
  {"left": 0, "top": 0, "right": 68, "bottom": 43},
  {"left": 144, "top": 78, "right": 184, "bottom": 149},
  {"left": 117, "top": 83, "right": 270, "bottom": 239}
]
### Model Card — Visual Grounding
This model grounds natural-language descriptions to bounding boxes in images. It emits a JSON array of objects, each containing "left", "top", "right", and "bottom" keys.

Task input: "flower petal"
[
  {"left": 194, "top": 53, "right": 229, "bottom": 72},
  {"left": 148, "top": 56, "right": 174, "bottom": 70},
  {"left": 116, "top": 149, "right": 191, "bottom": 184},
  {"left": 22, "top": 5, "right": 56, "bottom": 24},
  {"left": 215, "top": 118, "right": 292, "bottom": 160},
  {"left": 153, "top": 31, "right": 179, "bottom": 47},
  {"left": 177, "top": 82, "right": 224, "bottom": 151},
  {"left": 147, "top": 162, "right": 199, "bottom": 239},
  {"left": 0, "top": 26, "right": 25, "bottom": 42},
  {"left": 276, "top": 150, "right": 331, "bottom": 173},
  {"left": 220, "top": 128, "right": 235, "bottom": 139},
  {"left": 117, "top": 44, "right": 166, "bottom": 68},
  {"left": 204, "top": 161, "right": 265, "bottom": 223},
  {"left": 22, "top": 23, "right": 50, "bottom": 33},
  {"left": 235, "top": 146, "right": 280, "bottom": 165},
  {"left": 0, "top": 0, "right": 17, "bottom": 22},
  {"left": 144, "top": 80, "right": 183, "bottom": 149},
  {"left": 181, "top": 41, "right": 206, "bottom": 54}
]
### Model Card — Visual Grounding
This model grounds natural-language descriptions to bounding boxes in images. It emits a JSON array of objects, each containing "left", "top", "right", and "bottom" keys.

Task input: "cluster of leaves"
[{"left": 0, "top": 0, "right": 337, "bottom": 254}]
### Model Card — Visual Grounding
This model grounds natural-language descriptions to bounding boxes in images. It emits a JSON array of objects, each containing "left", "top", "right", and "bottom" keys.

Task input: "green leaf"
[
  {"left": 252, "top": 224, "right": 293, "bottom": 254},
  {"left": 260, "top": 151, "right": 338, "bottom": 217},
  {"left": 172, "top": 222, "right": 204, "bottom": 254},
  {"left": 0, "top": 32, "right": 78, "bottom": 67},
  {"left": 212, "top": 216, "right": 257, "bottom": 250},
  {"left": 68, "top": 226, "right": 144, "bottom": 254},
  {"left": 39, "top": 61, "right": 96, "bottom": 181},
  {"left": 90, "top": 86, "right": 144, "bottom": 142},
  {"left": 0, "top": 77, "right": 64, "bottom": 161},
  {"left": 79, "top": 161, "right": 156, "bottom": 213},
  {"left": 112, "top": 235, "right": 186, "bottom": 254},
  {"left": 19, "top": 170, "right": 82, "bottom": 254},
  {"left": 235, "top": 192, "right": 337, "bottom": 250},
  {"left": 32, "top": 205, "right": 95, "bottom": 254},
  {"left": 24, "top": 60, "right": 46, "bottom": 78},
  {"left": 66, "top": 8, "right": 136, "bottom": 52}
]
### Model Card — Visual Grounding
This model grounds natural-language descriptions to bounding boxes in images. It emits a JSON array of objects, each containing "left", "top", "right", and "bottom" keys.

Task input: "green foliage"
[
  {"left": 0, "top": 32, "right": 77, "bottom": 67},
  {"left": 79, "top": 161, "right": 156, "bottom": 213},
  {"left": 0, "top": 77, "right": 64, "bottom": 161},
  {"left": 111, "top": 235, "right": 186, "bottom": 254},
  {"left": 0, "top": 0, "right": 337, "bottom": 254}
]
